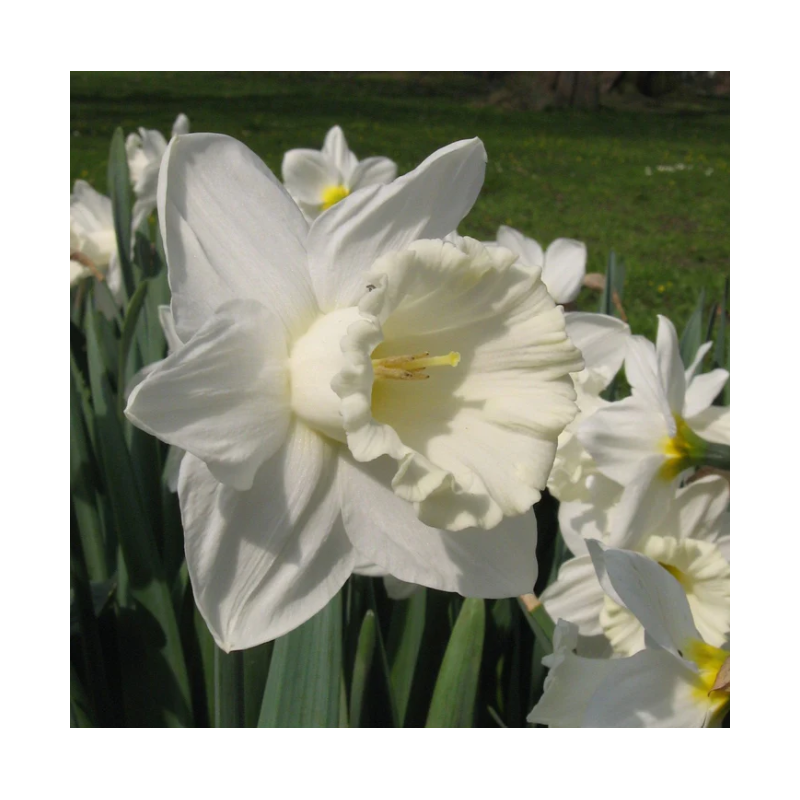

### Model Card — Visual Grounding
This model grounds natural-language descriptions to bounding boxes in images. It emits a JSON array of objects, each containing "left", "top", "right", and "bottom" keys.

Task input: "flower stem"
[{"left": 700, "top": 441, "right": 730, "bottom": 471}]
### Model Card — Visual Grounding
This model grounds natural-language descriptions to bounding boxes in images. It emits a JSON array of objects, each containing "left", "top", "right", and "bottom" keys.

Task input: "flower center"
[
  {"left": 321, "top": 184, "right": 350, "bottom": 210},
  {"left": 601, "top": 535, "right": 730, "bottom": 655},
  {"left": 659, "top": 414, "right": 705, "bottom": 480},
  {"left": 371, "top": 351, "right": 461, "bottom": 381},
  {"left": 324, "top": 236, "right": 581, "bottom": 531}
]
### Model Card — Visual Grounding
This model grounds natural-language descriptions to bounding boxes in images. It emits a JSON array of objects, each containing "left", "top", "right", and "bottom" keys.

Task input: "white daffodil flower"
[
  {"left": 547, "top": 312, "right": 630, "bottom": 503},
  {"left": 126, "top": 113, "right": 190, "bottom": 231},
  {"left": 494, "top": 225, "right": 586, "bottom": 305},
  {"left": 542, "top": 475, "right": 729, "bottom": 655},
  {"left": 578, "top": 315, "right": 730, "bottom": 543},
  {"left": 70, "top": 180, "right": 124, "bottom": 318},
  {"left": 529, "top": 543, "right": 730, "bottom": 727},
  {"left": 124, "top": 133, "right": 583, "bottom": 651},
  {"left": 282, "top": 125, "right": 397, "bottom": 221}
]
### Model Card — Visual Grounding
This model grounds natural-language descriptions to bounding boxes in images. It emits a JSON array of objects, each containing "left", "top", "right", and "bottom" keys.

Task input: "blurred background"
[{"left": 70, "top": 70, "right": 729, "bottom": 343}]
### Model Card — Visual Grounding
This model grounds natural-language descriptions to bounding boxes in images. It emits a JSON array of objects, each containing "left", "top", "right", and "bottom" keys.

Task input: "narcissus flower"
[
  {"left": 126, "top": 113, "right": 190, "bottom": 230},
  {"left": 125, "top": 133, "right": 583, "bottom": 650},
  {"left": 282, "top": 125, "right": 397, "bottom": 221},
  {"left": 542, "top": 475, "right": 730, "bottom": 655},
  {"left": 578, "top": 315, "right": 729, "bottom": 541},
  {"left": 494, "top": 225, "right": 586, "bottom": 305},
  {"left": 70, "top": 180, "right": 124, "bottom": 318},
  {"left": 529, "top": 543, "right": 730, "bottom": 728}
]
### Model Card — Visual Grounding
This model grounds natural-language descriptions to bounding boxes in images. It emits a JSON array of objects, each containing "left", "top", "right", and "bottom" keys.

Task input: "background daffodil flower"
[{"left": 282, "top": 125, "right": 397, "bottom": 221}]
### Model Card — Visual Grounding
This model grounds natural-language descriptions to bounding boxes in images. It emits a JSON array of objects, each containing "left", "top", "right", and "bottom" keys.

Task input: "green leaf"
[
  {"left": 680, "top": 289, "right": 705, "bottom": 367},
  {"left": 518, "top": 598, "right": 555, "bottom": 655},
  {"left": 214, "top": 649, "right": 244, "bottom": 728},
  {"left": 348, "top": 610, "right": 377, "bottom": 727},
  {"left": 242, "top": 643, "right": 272, "bottom": 728},
  {"left": 713, "top": 280, "right": 729, "bottom": 405},
  {"left": 70, "top": 551, "right": 112, "bottom": 726},
  {"left": 425, "top": 598, "right": 485, "bottom": 727},
  {"left": 258, "top": 592, "right": 342, "bottom": 727},
  {"left": 108, "top": 127, "right": 135, "bottom": 298},
  {"left": 117, "top": 279, "right": 149, "bottom": 416},
  {"left": 70, "top": 364, "right": 108, "bottom": 582},
  {"left": 86, "top": 311, "right": 192, "bottom": 727},
  {"left": 387, "top": 590, "right": 427, "bottom": 725},
  {"left": 70, "top": 664, "right": 94, "bottom": 728}
]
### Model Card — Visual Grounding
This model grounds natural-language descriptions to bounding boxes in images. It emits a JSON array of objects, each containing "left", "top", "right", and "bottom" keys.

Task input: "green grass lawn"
[{"left": 71, "top": 72, "right": 729, "bottom": 341}]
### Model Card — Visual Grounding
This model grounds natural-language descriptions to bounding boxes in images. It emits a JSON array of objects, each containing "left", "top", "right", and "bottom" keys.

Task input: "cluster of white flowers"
[
  {"left": 535, "top": 311, "right": 730, "bottom": 726},
  {"left": 71, "top": 121, "right": 729, "bottom": 727}
]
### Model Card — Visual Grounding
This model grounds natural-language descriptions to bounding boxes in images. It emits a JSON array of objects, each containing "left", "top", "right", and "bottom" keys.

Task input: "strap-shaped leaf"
[
  {"left": 387, "top": 589, "right": 427, "bottom": 725},
  {"left": 349, "top": 610, "right": 377, "bottom": 727},
  {"left": 680, "top": 289, "right": 705, "bottom": 367},
  {"left": 426, "top": 598, "right": 485, "bottom": 727},
  {"left": 258, "top": 592, "right": 342, "bottom": 727},
  {"left": 108, "top": 127, "right": 135, "bottom": 297}
]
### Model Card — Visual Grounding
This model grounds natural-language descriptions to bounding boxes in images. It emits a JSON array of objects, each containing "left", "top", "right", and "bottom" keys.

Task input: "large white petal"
[
  {"left": 307, "top": 138, "right": 487, "bottom": 312},
  {"left": 656, "top": 316, "right": 686, "bottom": 414},
  {"left": 157, "top": 133, "right": 317, "bottom": 342},
  {"left": 281, "top": 149, "right": 341, "bottom": 205},
  {"left": 348, "top": 156, "right": 398, "bottom": 190},
  {"left": 583, "top": 648, "right": 706, "bottom": 727},
  {"left": 587, "top": 542, "right": 700, "bottom": 657},
  {"left": 338, "top": 454, "right": 537, "bottom": 597},
  {"left": 180, "top": 426, "right": 355, "bottom": 651},
  {"left": 125, "top": 299, "right": 291, "bottom": 492},
  {"left": 495, "top": 225, "right": 544, "bottom": 267},
  {"left": 541, "top": 556, "right": 605, "bottom": 636},
  {"left": 565, "top": 312, "right": 630, "bottom": 387},
  {"left": 542, "top": 239, "right": 586, "bottom": 304},
  {"left": 684, "top": 369, "right": 730, "bottom": 418}
]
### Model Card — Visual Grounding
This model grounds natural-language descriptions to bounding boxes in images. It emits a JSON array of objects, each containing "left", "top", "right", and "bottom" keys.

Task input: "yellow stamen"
[
  {"left": 321, "top": 184, "right": 350, "bottom": 210},
  {"left": 683, "top": 638, "right": 730, "bottom": 712},
  {"left": 659, "top": 414, "right": 705, "bottom": 480},
  {"left": 372, "top": 351, "right": 461, "bottom": 381}
]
